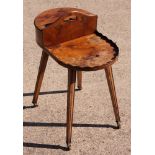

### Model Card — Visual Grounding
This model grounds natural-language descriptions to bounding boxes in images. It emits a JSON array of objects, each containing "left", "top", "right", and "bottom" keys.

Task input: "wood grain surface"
[
  {"left": 34, "top": 8, "right": 97, "bottom": 30},
  {"left": 34, "top": 8, "right": 119, "bottom": 71},
  {"left": 34, "top": 7, "right": 97, "bottom": 47},
  {"left": 46, "top": 33, "right": 118, "bottom": 71}
]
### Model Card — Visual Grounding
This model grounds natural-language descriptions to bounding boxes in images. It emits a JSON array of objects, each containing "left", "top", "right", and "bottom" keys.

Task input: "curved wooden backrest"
[{"left": 34, "top": 8, "right": 97, "bottom": 48}]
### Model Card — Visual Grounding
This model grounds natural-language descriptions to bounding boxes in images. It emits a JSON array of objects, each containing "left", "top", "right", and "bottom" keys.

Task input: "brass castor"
[
  {"left": 32, "top": 103, "right": 38, "bottom": 107},
  {"left": 116, "top": 121, "right": 121, "bottom": 129},
  {"left": 66, "top": 144, "right": 71, "bottom": 151},
  {"left": 77, "top": 86, "right": 82, "bottom": 90}
]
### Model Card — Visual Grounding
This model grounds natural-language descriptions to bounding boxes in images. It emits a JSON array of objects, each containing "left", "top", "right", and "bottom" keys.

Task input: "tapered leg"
[
  {"left": 66, "top": 69, "right": 76, "bottom": 150},
  {"left": 77, "top": 71, "right": 82, "bottom": 90},
  {"left": 32, "top": 51, "right": 49, "bottom": 106},
  {"left": 105, "top": 65, "right": 121, "bottom": 128}
]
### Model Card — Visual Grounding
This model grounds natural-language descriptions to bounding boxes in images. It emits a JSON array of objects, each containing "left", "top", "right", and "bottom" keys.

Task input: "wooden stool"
[{"left": 33, "top": 8, "right": 120, "bottom": 150}]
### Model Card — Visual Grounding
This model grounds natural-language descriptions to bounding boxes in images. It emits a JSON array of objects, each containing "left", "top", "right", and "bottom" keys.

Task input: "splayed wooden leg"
[
  {"left": 32, "top": 51, "right": 49, "bottom": 106},
  {"left": 66, "top": 69, "right": 76, "bottom": 150},
  {"left": 105, "top": 65, "right": 121, "bottom": 129}
]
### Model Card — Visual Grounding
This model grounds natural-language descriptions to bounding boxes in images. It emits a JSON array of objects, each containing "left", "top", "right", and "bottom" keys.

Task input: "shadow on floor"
[
  {"left": 23, "top": 122, "right": 118, "bottom": 150},
  {"left": 23, "top": 89, "right": 81, "bottom": 109},
  {"left": 23, "top": 89, "right": 80, "bottom": 97},
  {"left": 23, "top": 105, "right": 37, "bottom": 109},
  {"left": 23, "top": 142, "right": 68, "bottom": 151},
  {"left": 23, "top": 88, "right": 118, "bottom": 150},
  {"left": 23, "top": 122, "right": 118, "bottom": 129}
]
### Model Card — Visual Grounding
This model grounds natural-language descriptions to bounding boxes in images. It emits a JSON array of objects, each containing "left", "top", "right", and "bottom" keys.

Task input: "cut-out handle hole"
[{"left": 64, "top": 15, "right": 77, "bottom": 22}]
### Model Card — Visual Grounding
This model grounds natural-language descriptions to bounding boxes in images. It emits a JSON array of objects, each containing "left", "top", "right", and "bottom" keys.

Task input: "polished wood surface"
[
  {"left": 66, "top": 69, "right": 76, "bottom": 150},
  {"left": 35, "top": 8, "right": 97, "bottom": 30},
  {"left": 34, "top": 8, "right": 97, "bottom": 47},
  {"left": 105, "top": 65, "right": 120, "bottom": 128},
  {"left": 32, "top": 51, "right": 49, "bottom": 106},
  {"left": 34, "top": 8, "right": 118, "bottom": 71},
  {"left": 46, "top": 33, "right": 118, "bottom": 71}
]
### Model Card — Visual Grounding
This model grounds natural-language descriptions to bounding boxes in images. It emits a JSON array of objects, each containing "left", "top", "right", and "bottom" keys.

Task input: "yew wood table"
[{"left": 33, "top": 8, "right": 120, "bottom": 150}]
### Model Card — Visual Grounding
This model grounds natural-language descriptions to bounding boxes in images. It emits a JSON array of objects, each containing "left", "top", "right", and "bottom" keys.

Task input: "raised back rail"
[{"left": 34, "top": 8, "right": 97, "bottom": 48}]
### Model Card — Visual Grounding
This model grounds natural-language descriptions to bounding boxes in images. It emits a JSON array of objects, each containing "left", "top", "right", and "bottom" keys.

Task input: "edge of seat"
[{"left": 44, "top": 31, "right": 119, "bottom": 71}]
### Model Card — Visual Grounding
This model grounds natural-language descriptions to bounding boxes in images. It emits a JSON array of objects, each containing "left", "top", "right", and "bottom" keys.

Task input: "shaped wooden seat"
[
  {"left": 32, "top": 8, "right": 120, "bottom": 150},
  {"left": 45, "top": 33, "right": 118, "bottom": 71}
]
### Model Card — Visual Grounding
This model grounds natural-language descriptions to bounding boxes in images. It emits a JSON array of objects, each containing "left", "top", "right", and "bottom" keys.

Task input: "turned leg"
[
  {"left": 32, "top": 51, "right": 49, "bottom": 106},
  {"left": 77, "top": 71, "right": 82, "bottom": 90},
  {"left": 66, "top": 69, "right": 76, "bottom": 150},
  {"left": 105, "top": 65, "right": 121, "bottom": 128}
]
